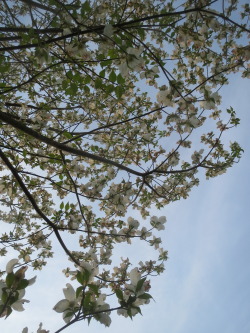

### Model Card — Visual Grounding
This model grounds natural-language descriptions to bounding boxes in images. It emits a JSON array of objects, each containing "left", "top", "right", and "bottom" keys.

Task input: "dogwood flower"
[
  {"left": 93, "top": 294, "right": 111, "bottom": 327},
  {"left": 5, "top": 259, "right": 37, "bottom": 287},
  {"left": 11, "top": 289, "right": 30, "bottom": 312},
  {"left": 119, "top": 46, "right": 145, "bottom": 76},
  {"left": 80, "top": 261, "right": 99, "bottom": 283},
  {"left": 117, "top": 268, "right": 151, "bottom": 318},
  {"left": 53, "top": 283, "right": 80, "bottom": 323},
  {"left": 150, "top": 216, "right": 167, "bottom": 231},
  {"left": 156, "top": 89, "right": 174, "bottom": 106}
]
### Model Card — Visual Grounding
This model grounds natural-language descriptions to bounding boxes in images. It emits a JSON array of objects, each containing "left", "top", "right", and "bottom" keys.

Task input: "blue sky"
[{"left": 1, "top": 72, "right": 249, "bottom": 333}]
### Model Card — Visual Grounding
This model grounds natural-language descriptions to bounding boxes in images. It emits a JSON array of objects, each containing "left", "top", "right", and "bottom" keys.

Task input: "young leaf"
[
  {"left": 115, "top": 289, "right": 124, "bottom": 300},
  {"left": 136, "top": 277, "right": 146, "bottom": 292},
  {"left": 6, "top": 273, "right": 15, "bottom": 288}
]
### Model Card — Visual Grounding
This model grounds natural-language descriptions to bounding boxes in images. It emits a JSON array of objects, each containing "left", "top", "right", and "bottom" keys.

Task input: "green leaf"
[
  {"left": 76, "top": 286, "right": 83, "bottom": 298},
  {"left": 99, "top": 69, "right": 106, "bottom": 78},
  {"left": 127, "top": 307, "right": 133, "bottom": 319},
  {"left": 60, "top": 202, "right": 64, "bottom": 209},
  {"left": 106, "top": 84, "right": 114, "bottom": 94},
  {"left": 6, "top": 273, "right": 15, "bottom": 288},
  {"left": 95, "top": 78, "right": 103, "bottom": 89},
  {"left": 62, "top": 131, "right": 73, "bottom": 139},
  {"left": 16, "top": 279, "right": 29, "bottom": 290},
  {"left": 115, "top": 85, "right": 123, "bottom": 98},
  {"left": 66, "top": 70, "right": 74, "bottom": 79},
  {"left": 88, "top": 284, "right": 99, "bottom": 295},
  {"left": 83, "top": 292, "right": 91, "bottom": 309},
  {"left": 84, "top": 85, "right": 90, "bottom": 93},
  {"left": 127, "top": 295, "right": 136, "bottom": 305},
  {"left": 109, "top": 71, "right": 116, "bottom": 83},
  {"left": 132, "top": 305, "right": 142, "bottom": 315},
  {"left": 9, "top": 291, "right": 19, "bottom": 305},
  {"left": 62, "top": 80, "right": 68, "bottom": 89},
  {"left": 65, "top": 202, "right": 70, "bottom": 211},
  {"left": 117, "top": 73, "right": 125, "bottom": 84},
  {"left": 136, "top": 277, "right": 146, "bottom": 292},
  {"left": 137, "top": 292, "right": 152, "bottom": 300},
  {"left": 76, "top": 271, "right": 84, "bottom": 285},
  {"left": 1, "top": 289, "right": 8, "bottom": 303},
  {"left": 81, "top": 1, "right": 91, "bottom": 14},
  {"left": 115, "top": 289, "right": 124, "bottom": 300}
]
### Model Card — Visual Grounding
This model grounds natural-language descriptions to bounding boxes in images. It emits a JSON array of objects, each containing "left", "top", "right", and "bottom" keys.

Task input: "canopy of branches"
[{"left": 0, "top": 0, "right": 249, "bottom": 332}]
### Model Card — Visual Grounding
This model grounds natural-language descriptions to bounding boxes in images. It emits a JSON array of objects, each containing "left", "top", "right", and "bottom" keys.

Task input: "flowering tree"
[{"left": 0, "top": 0, "right": 249, "bottom": 331}]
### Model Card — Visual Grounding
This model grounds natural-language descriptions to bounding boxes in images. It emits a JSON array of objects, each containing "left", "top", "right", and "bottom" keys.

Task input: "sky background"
[{"left": 0, "top": 70, "right": 249, "bottom": 333}]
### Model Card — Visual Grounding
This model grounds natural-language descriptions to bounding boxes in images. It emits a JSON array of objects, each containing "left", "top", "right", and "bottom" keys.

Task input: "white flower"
[
  {"left": 117, "top": 308, "right": 129, "bottom": 317},
  {"left": 156, "top": 89, "right": 173, "bottom": 106},
  {"left": 150, "top": 236, "right": 162, "bottom": 249},
  {"left": 119, "top": 62, "right": 130, "bottom": 77},
  {"left": 129, "top": 267, "right": 141, "bottom": 287},
  {"left": 97, "top": 313, "right": 111, "bottom": 327},
  {"left": 127, "top": 217, "right": 139, "bottom": 229},
  {"left": 53, "top": 283, "right": 79, "bottom": 323},
  {"left": 189, "top": 116, "right": 200, "bottom": 128},
  {"left": 127, "top": 46, "right": 143, "bottom": 57},
  {"left": 119, "top": 46, "right": 145, "bottom": 76},
  {"left": 80, "top": 261, "right": 99, "bottom": 283},
  {"left": 11, "top": 290, "right": 29, "bottom": 312},
  {"left": 150, "top": 216, "right": 166, "bottom": 231},
  {"left": 137, "top": 227, "right": 152, "bottom": 238},
  {"left": 93, "top": 294, "right": 111, "bottom": 327}
]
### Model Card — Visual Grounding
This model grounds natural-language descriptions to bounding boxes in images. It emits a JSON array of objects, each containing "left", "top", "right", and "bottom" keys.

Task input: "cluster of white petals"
[
  {"left": 150, "top": 216, "right": 167, "bottom": 231},
  {"left": 53, "top": 283, "right": 79, "bottom": 323}
]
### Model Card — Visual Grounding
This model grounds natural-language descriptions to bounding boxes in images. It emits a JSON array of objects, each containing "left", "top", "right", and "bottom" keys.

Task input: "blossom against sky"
[{"left": 0, "top": 73, "right": 249, "bottom": 333}]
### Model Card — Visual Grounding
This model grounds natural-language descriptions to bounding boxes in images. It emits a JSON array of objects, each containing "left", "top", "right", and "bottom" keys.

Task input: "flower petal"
[
  {"left": 11, "top": 299, "right": 29, "bottom": 311},
  {"left": 129, "top": 267, "right": 141, "bottom": 286},
  {"left": 63, "top": 284, "right": 75, "bottom": 302},
  {"left": 98, "top": 313, "right": 111, "bottom": 327},
  {"left": 6, "top": 258, "right": 19, "bottom": 273},
  {"left": 63, "top": 311, "right": 74, "bottom": 323},
  {"left": 53, "top": 299, "right": 70, "bottom": 313},
  {"left": 28, "top": 276, "right": 37, "bottom": 286},
  {"left": 18, "top": 289, "right": 26, "bottom": 299}
]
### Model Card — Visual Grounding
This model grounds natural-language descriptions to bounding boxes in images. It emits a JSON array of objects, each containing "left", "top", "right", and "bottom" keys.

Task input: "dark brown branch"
[
  {"left": 0, "top": 27, "right": 62, "bottom": 33},
  {"left": 0, "top": 7, "right": 248, "bottom": 53},
  {"left": 0, "top": 110, "right": 145, "bottom": 176}
]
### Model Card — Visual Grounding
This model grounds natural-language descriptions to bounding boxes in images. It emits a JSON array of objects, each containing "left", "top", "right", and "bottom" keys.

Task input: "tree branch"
[
  {"left": 0, "top": 148, "right": 80, "bottom": 266},
  {"left": 18, "top": 0, "right": 58, "bottom": 14},
  {"left": 0, "top": 110, "right": 145, "bottom": 177}
]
